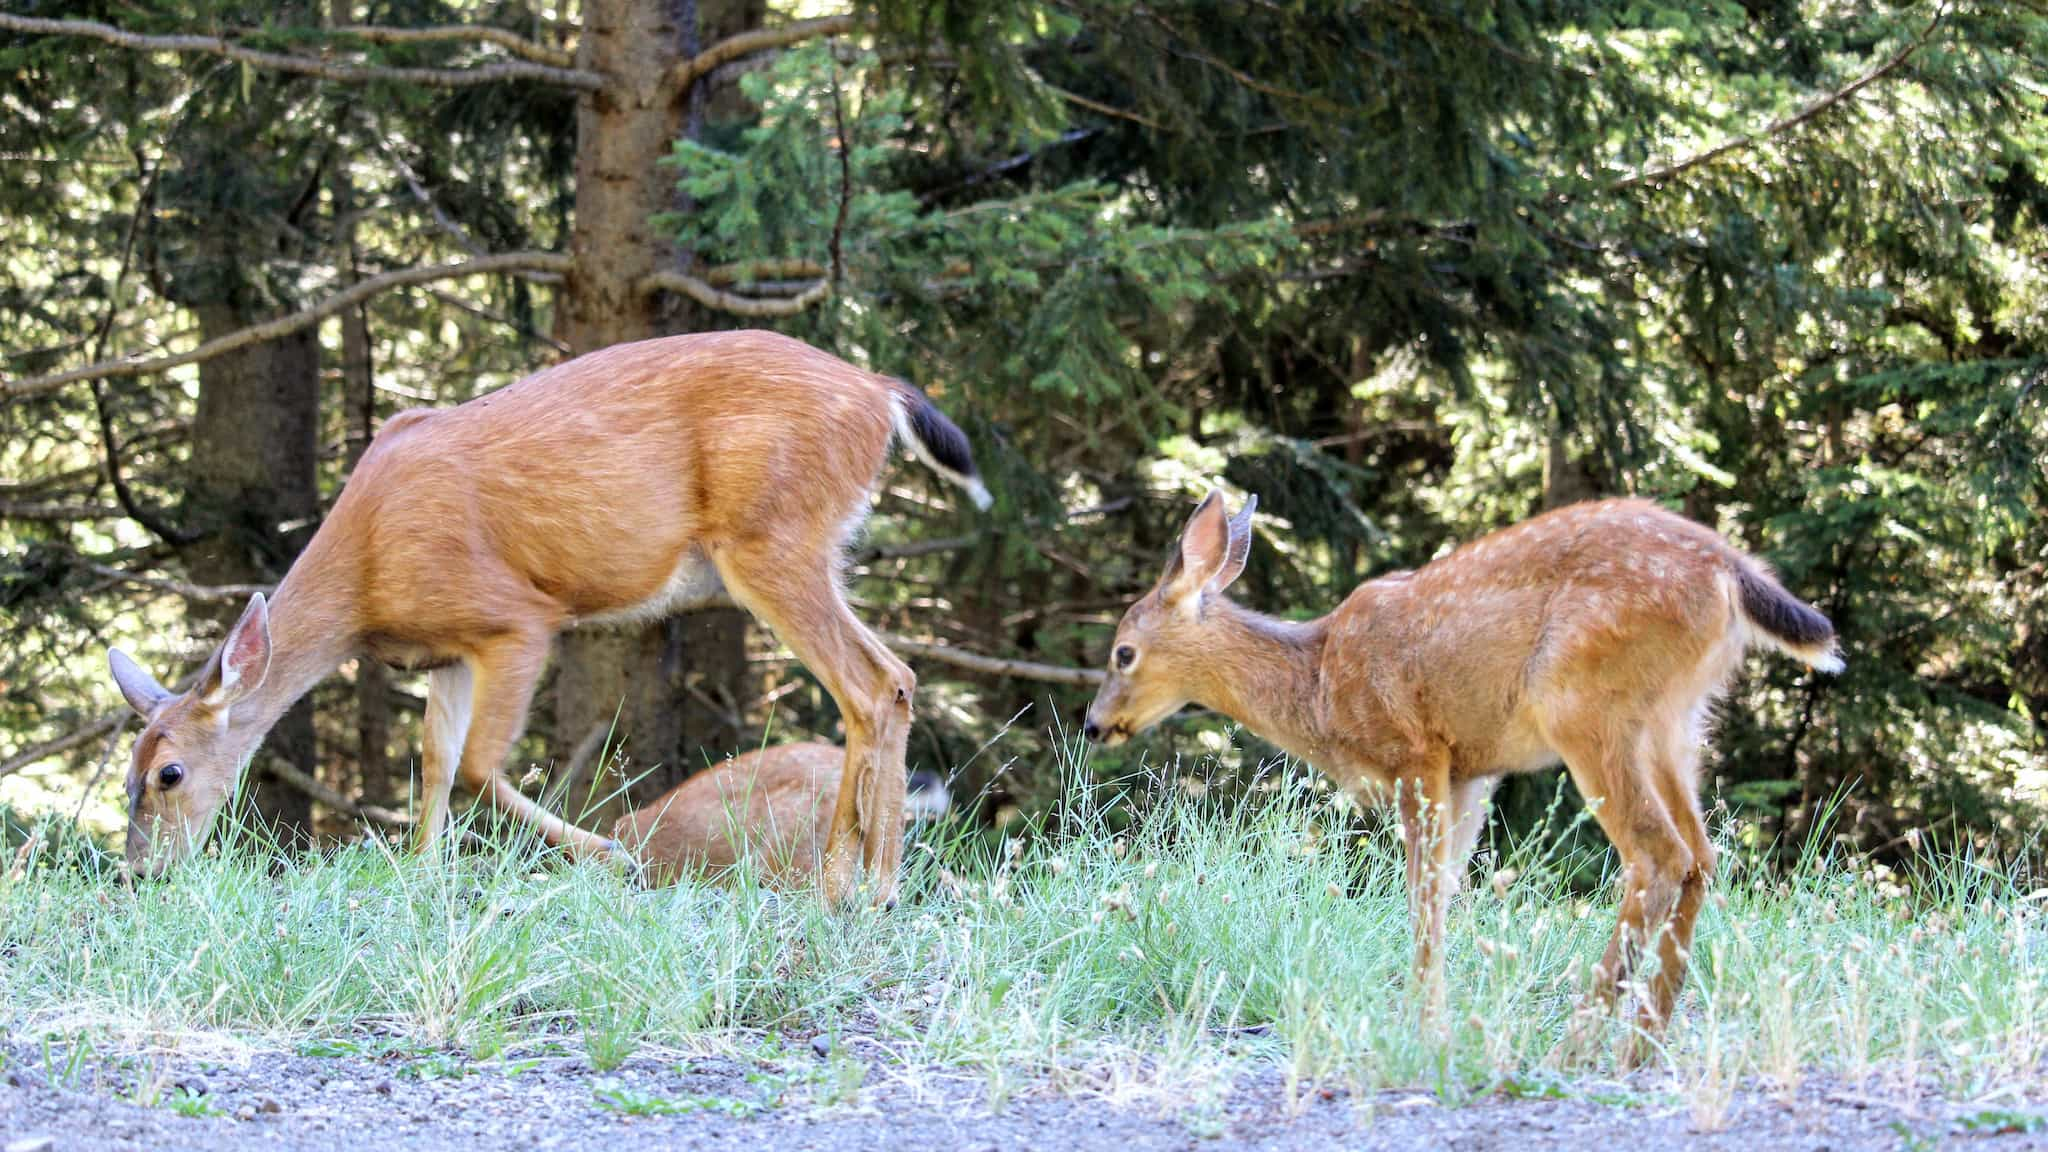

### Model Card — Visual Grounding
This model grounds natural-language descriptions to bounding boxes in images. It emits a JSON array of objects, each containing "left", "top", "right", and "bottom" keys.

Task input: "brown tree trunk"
[
  {"left": 182, "top": 303, "right": 322, "bottom": 849},
  {"left": 551, "top": 0, "right": 762, "bottom": 829},
  {"left": 1541, "top": 434, "right": 1603, "bottom": 510},
  {"left": 332, "top": 140, "right": 395, "bottom": 829}
]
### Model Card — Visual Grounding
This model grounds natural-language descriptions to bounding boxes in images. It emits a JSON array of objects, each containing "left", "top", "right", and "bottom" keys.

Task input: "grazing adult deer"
[
  {"left": 107, "top": 330, "right": 989, "bottom": 905},
  {"left": 610, "top": 741, "right": 952, "bottom": 888},
  {"left": 1083, "top": 492, "right": 1841, "bottom": 1035}
]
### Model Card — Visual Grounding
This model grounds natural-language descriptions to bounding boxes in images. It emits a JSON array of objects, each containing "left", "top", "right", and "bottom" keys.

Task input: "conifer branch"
[
  {"left": 1609, "top": 5, "right": 1948, "bottom": 193},
  {"left": 0, "top": 13, "right": 604, "bottom": 90},
  {"left": 664, "top": 15, "right": 861, "bottom": 97},
  {"left": 2, "top": 252, "right": 574, "bottom": 403}
]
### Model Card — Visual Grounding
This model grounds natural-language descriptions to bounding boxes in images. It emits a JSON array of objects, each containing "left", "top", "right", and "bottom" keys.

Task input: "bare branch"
[
  {"left": 0, "top": 498, "right": 124, "bottom": 522},
  {"left": 637, "top": 268, "right": 830, "bottom": 316},
  {"left": 828, "top": 57, "right": 853, "bottom": 289},
  {"left": 378, "top": 140, "right": 485, "bottom": 256},
  {"left": 85, "top": 150, "right": 194, "bottom": 544},
  {"left": 0, "top": 422, "right": 187, "bottom": 497},
  {"left": 84, "top": 563, "right": 268, "bottom": 605},
  {"left": 0, "top": 712, "right": 128, "bottom": 781},
  {"left": 881, "top": 633, "right": 1106, "bottom": 687},
  {"left": 3, "top": 251, "right": 573, "bottom": 402},
  {"left": 1608, "top": 5, "right": 1947, "bottom": 193},
  {"left": 1045, "top": 84, "right": 1162, "bottom": 130},
  {"left": 425, "top": 288, "right": 571, "bottom": 354},
  {"left": 855, "top": 497, "right": 1132, "bottom": 564},
  {"left": 0, "top": 12, "right": 604, "bottom": 91},
  {"left": 665, "top": 15, "right": 860, "bottom": 97},
  {"left": 324, "top": 23, "right": 575, "bottom": 69},
  {"left": 702, "top": 258, "right": 827, "bottom": 286},
  {"left": 264, "top": 759, "right": 416, "bottom": 828},
  {"left": 69, "top": 715, "right": 133, "bottom": 824}
]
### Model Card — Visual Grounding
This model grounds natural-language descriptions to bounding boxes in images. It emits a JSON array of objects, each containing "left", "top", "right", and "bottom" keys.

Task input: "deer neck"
[
  {"left": 224, "top": 542, "right": 361, "bottom": 755},
  {"left": 1193, "top": 600, "right": 1333, "bottom": 765}
]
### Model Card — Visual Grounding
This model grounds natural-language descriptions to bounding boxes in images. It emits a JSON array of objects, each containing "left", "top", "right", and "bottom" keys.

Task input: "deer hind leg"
[
  {"left": 1549, "top": 718, "right": 1694, "bottom": 1034},
  {"left": 711, "top": 541, "right": 910, "bottom": 909},
  {"left": 456, "top": 629, "right": 615, "bottom": 862},
  {"left": 1396, "top": 750, "right": 1456, "bottom": 1024},
  {"left": 414, "top": 663, "right": 474, "bottom": 853},
  {"left": 1644, "top": 711, "right": 1715, "bottom": 1034}
]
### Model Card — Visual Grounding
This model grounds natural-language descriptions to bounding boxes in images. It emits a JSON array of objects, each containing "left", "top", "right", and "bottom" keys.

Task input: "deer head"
[
  {"left": 108, "top": 593, "right": 273, "bottom": 877},
  {"left": 1084, "top": 490, "right": 1256, "bottom": 745}
]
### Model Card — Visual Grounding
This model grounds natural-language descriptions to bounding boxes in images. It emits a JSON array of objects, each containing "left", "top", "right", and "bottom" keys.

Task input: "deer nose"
[{"left": 1082, "top": 719, "right": 1103, "bottom": 742}]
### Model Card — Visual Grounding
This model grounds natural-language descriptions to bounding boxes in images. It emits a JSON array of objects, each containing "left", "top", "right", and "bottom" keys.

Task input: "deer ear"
[
  {"left": 1213, "top": 493, "right": 1257, "bottom": 594},
  {"left": 202, "top": 593, "right": 272, "bottom": 708},
  {"left": 1162, "top": 490, "right": 1233, "bottom": 607},
  {"left": 109, "top": 648, "right": 171, "bottom": 718}
]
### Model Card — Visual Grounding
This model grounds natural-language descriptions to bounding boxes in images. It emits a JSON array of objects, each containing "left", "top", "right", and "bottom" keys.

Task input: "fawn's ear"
[
  {"left": 1161, "top": 490, "right": 1255, "bottom": 609},
  {"left": 109, "top": 648, "right": 172, "bottom": 718},
  {"left": 200, "top": 593, "right": 272, "bottom": 708}
]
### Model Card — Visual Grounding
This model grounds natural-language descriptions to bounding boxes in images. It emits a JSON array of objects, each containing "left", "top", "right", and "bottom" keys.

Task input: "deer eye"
[
  {"left": 158, "top": 762, "right": 186, "bottom": 790},
  {"left": 1114, "top": 645, "right": 1138, "bottom": 670}
]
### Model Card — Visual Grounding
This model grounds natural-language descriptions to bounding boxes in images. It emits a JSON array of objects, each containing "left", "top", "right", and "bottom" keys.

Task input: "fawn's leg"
[
  {"left": 1644, "top": 721, "right": 1715, "bottom": 1033},
  {"left": 1396, "top": 750, "right": 1455, "bottom": 1024},
  {"left": 1550, "top": 721, "right": 1694, "bottom": 1030}
]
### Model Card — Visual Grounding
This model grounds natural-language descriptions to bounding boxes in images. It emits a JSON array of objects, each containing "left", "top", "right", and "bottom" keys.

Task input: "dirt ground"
[{"left": 3, "top": 1035, "right": 2043, "bottom": 1151}]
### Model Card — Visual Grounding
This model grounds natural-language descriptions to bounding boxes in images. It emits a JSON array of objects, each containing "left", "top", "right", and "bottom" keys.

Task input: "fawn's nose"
[{"left": 1082, "top": 719, "right": 1103, "bottom": 742}]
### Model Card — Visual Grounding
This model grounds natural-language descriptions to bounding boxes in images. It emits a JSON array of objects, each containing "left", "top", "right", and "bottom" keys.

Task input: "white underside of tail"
[
  {"left": 1720, "top": 571, "right": 1846, "bottom": 674},
  {"left": 1762, "top": 634, "right": 1846, "bottom": 675},
  {"left": 890, "top": 393, "right": 993, "bottom": 510}
]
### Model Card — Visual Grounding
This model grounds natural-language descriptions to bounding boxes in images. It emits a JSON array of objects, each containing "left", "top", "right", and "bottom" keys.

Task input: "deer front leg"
[
  {"left": 456, "top": 630, "right": 617, "bottom": 862},
  {"left": 1396, "top": 750, "right": 1455, "bottom": 1025},
  {"left": 414, "top": 663, "right": 474, "bottom": 853}
]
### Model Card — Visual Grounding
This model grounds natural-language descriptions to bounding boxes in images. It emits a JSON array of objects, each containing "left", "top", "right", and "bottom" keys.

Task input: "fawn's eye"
[
  {"left": 1115, "top": 645, "right": 1138, "bottom": 670},
  {"left": 158, "top": 762, "right": 185, "bottom": 790}
]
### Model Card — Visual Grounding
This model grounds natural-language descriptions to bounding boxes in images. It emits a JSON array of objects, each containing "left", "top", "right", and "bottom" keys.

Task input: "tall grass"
[{"left": 2, "top": 746, "right": 2043, "bottom": 1110}]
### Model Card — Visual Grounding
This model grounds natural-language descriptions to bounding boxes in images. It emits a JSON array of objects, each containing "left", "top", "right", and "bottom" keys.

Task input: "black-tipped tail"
[
  {"left": 891, "top": 380, "right": 992, "bottom": 510},
  {"left": 1736, "top": 564, "right": 1843, "bottom": 672}
]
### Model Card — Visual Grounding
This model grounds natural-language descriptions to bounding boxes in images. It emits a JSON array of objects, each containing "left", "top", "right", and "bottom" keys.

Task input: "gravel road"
[{"left": 3, "top": 1036, "right": 2042, "bottom": 1151}]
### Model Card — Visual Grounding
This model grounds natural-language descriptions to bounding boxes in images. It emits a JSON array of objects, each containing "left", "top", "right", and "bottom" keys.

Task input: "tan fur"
[
  {"left": 610, "top": 742, "right": 845, "bottom": 888},
  {"left": 111, "top": 331, "right": 930, "bottom": 906},
  {"left": 1087, "top": 493, "right": 1840, "bottom": 1039}
]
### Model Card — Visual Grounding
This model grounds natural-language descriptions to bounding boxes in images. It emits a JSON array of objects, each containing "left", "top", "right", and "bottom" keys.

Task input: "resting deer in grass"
[
  {"left": 1084, "top": 491, "right": 1841, "bottom": 1039},
  {"left": 106, "top": 330, "right": 989, "bottom": 906},
  {"left": 610, "top": 741, "right": 952, "bottom": 888}
]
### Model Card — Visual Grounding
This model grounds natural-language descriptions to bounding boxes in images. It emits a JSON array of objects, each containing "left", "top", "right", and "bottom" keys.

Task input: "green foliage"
[
  {"left": 2, "top": 0, "right": 2046, "bottom": 865},
  {"left": 654, "top": 0, "right": 2048, "bottom": 858}
]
